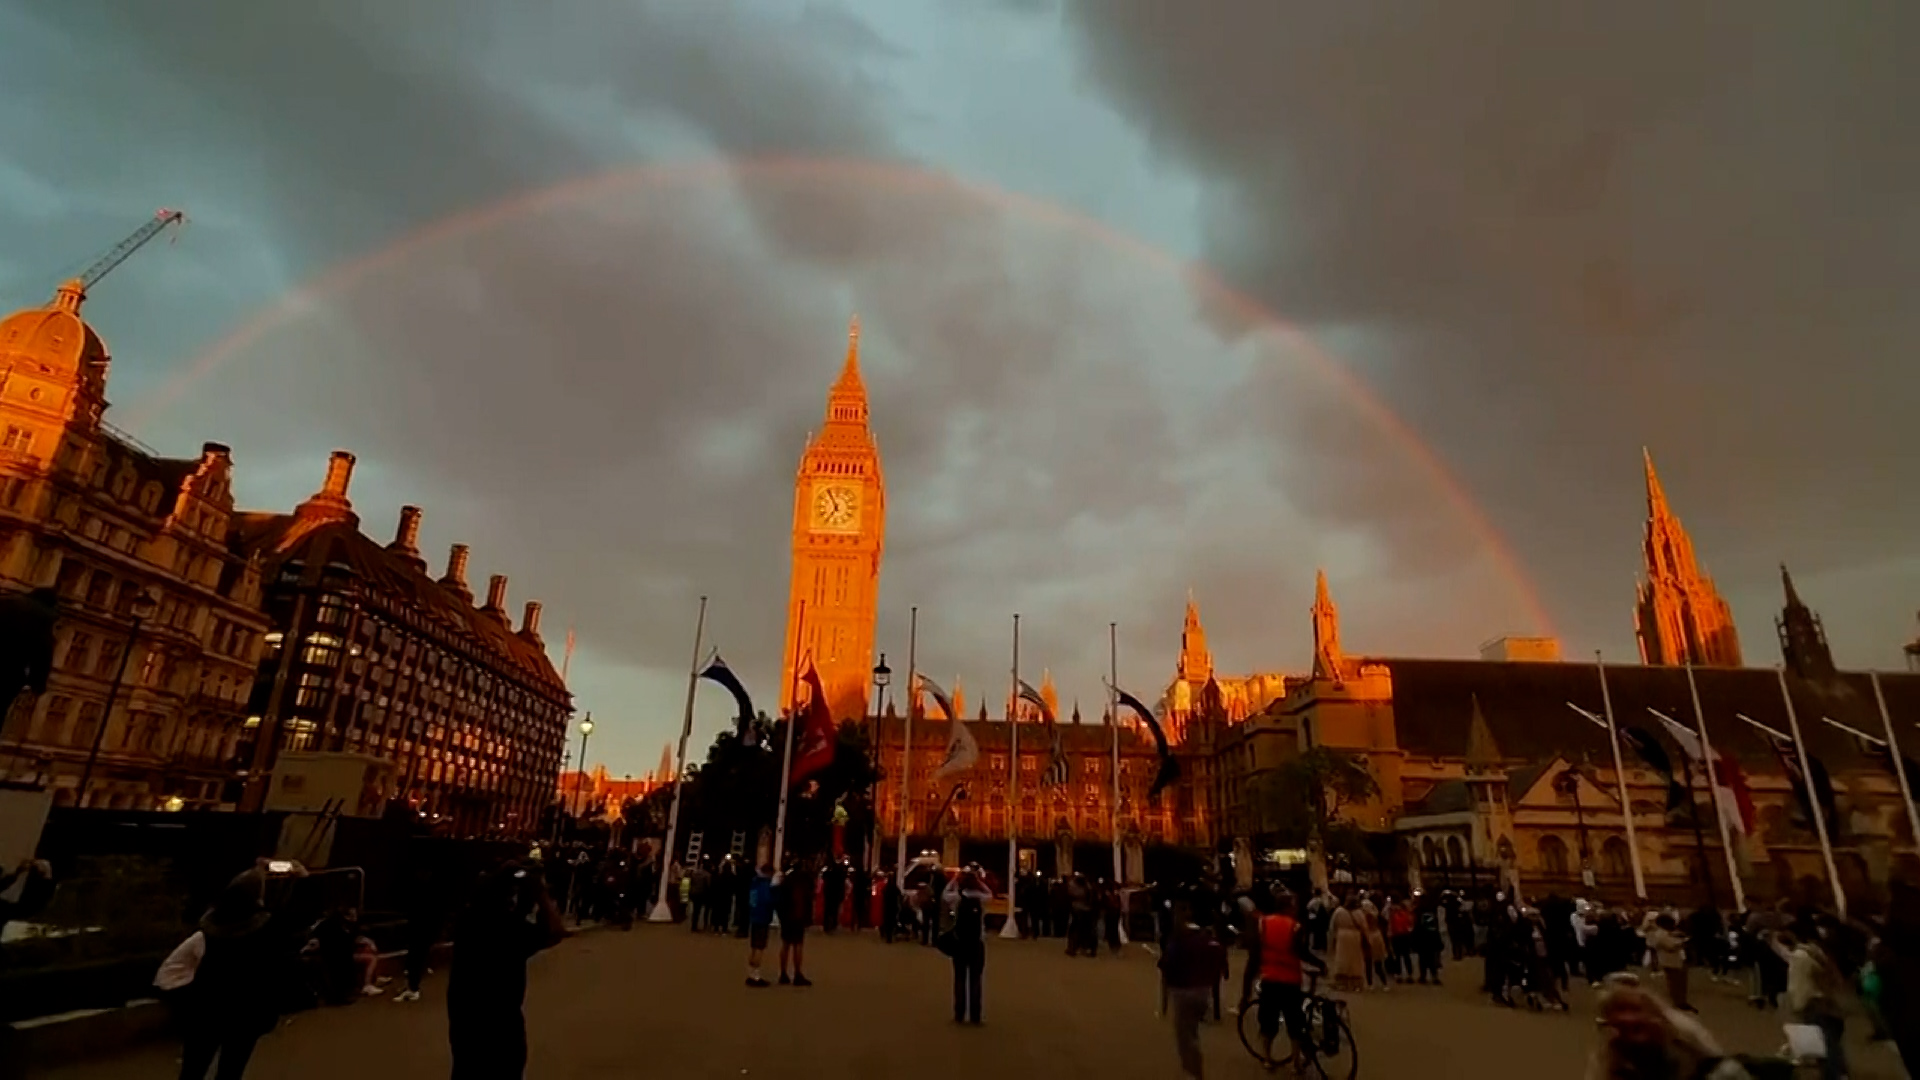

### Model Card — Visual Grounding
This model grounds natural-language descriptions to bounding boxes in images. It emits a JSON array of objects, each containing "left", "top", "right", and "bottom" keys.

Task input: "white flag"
[
  {"left": 932, "top": 716, "right": 979, "bottom": 784},
  {"left": 1651, "top": 712, "right": 1746, "bottom": 839}
]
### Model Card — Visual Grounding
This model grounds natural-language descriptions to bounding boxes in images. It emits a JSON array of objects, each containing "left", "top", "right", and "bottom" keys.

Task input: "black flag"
[
  {"left": 1619, "top": 725, "right": 1690, "bottom": 814},
  {"left": 699, "top": 655, "right": 756, "bottom": 739},
  {"left": 1113, "top": 685, "right": 1180, "bottom": 797},
  {"left": 1766, "top": 732, "right": 1839, "bottom": 834}
]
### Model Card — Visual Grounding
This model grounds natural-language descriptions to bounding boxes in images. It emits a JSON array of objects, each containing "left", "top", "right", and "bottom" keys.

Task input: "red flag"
[{"left": 791, "top": 665, "right": 838, "bottom": 783}]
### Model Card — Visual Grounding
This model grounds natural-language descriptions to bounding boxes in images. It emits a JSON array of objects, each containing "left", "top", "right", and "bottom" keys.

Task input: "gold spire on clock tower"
[{"left": 780, "top": 316, "right": 886, "bottom": 721}]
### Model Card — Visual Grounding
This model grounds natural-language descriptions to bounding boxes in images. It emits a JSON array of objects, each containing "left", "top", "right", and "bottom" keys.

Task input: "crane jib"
[{"left": 76, "top": 208, "right": 187, "bottom": 292}]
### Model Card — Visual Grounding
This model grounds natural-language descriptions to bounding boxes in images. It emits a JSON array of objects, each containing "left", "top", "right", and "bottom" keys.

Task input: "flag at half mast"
[
  {"left": 791, "top": 664, "right": 838, "bottom": 783},
  {"left": 924, "top": 675, "right": 979, "bottom": 785},
  {"left": 1017, "top": 678, "right": 1070, "bottom": 786},
  {"left": 1649, "top": 711, "right": 1753, "bottom": 840}
]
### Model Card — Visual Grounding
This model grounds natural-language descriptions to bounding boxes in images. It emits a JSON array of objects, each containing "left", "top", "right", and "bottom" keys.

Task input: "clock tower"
[{"left": 780, "top": 317, "right": 885, "bottom": 721}]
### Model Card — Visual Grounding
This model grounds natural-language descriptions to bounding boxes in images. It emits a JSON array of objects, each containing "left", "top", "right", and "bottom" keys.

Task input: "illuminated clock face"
[{"left": 811, "top": 484, "right": 860, "bottom": 532}]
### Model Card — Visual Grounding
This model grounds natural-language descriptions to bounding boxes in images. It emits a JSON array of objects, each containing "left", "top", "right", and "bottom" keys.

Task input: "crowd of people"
[
  {"left": 1132, "top": 871, "right": 1920, "bottom": 1080},
  {"left": 137, "top": 839, "right": 1919, "bottom": 1080}
]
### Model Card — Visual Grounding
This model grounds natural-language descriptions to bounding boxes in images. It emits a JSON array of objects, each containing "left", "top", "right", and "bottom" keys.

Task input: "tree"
[
  {"left": 638, "top": 716, "right": 882, "bottom": 864},
  {"left": 1247, "top": 747, "right": 1381, "bottom": 854}
]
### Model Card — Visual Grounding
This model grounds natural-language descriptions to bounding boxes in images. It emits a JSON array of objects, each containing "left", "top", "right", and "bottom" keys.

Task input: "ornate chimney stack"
[
  {"left": 386, "top": 505, "right": 426, "bottom": 570},
  {"left": 519, "top": 601, "right": 544, "bottom": 643},
  {"left": 294, "top": 450, "right": 360, "bottom": 526},
  {"left": 439, "top": 544, "right": 473, "bottom": 602},
  {"left": 482, "top": 574, "right": 509, "bottom": 621}
]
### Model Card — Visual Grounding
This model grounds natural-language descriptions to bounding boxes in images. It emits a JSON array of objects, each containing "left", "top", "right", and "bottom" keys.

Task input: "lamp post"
[
  {"left": 77, "top": 591, "right": 157, "bottom": 806},
  {"left": 1554, "top": 761, "right": 1594, "bottom": 886},
  {"left": 868, "top": 654, "right": 890, "bottom": 872},
  {"left": 570, "top": 713, "right": 595, "bottom": 821}
]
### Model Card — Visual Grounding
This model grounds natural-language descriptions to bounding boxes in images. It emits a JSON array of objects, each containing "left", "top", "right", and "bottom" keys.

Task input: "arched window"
[
  {"left": 1601, "top": 836, "right": 1631, "bottom": 878},
  {"left": 1445, "top": 835, "right": 1465, "bottom": 867},
  {"left": 1538, "top": 835, "right": 1571, "bottom": 876},
  {"left": 1420, "top": 836, "right": 1438, "bottom": 867}
]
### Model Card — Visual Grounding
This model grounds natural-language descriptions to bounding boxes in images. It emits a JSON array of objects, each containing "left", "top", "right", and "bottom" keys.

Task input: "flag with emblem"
[{"left": 791, "top": 664, "right": 838, "bottom": 783}]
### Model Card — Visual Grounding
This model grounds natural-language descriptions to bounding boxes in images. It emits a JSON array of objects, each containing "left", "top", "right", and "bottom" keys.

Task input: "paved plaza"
[{"left": 33, "top": 927, "right": 1908, "bottom": 1079}]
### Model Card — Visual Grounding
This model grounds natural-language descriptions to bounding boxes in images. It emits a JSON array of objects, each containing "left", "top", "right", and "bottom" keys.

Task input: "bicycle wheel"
[
  {"left": 1302, "top": 1001, "right": 1358, "bottom": 1080},
  {"left": 1237, "top": 997, "right": 1295, "bottom": 1070}
]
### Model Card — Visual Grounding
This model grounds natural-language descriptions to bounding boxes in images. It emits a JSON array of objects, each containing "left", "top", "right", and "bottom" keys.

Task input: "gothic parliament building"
[{"left": 785, "top": 323, "right": 1919, "bottom": 899}]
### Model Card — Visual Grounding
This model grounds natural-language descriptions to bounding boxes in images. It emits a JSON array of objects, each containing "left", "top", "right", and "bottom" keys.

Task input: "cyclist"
[{"left": 1240, "top": 889, "right": 1327, "bottom": 1070}]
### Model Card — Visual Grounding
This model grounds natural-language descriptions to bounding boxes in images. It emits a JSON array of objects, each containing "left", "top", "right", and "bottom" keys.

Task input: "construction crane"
[{"left": 71, "top": 208, "right": 187, "bottom": 294}]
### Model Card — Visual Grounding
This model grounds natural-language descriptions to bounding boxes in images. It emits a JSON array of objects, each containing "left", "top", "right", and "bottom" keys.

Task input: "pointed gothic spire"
[
  {"left": 1179, "top": 591, "right": 1213, "bottom": 682},
  {"left": 1312, "top": 569, "right": 1344, "bottom": 682},
  {"left": 1635, "top": 450, "right": 1743, "bottom": 666},
  {"left": 1775, "top": 562, "right": 1835, "bottom": 680},
  {"left": 1642, "top": 446, "right": 1671, "bottom": 519},
  {"left": 824, "top": 313, "right": 868, "bottom": 423},
  {"left": 1071, "top": 699, "right": 1082, "bottom": 724},
  {"left": 1464, "top": 695, "right": 1502, "bottom": 772}
]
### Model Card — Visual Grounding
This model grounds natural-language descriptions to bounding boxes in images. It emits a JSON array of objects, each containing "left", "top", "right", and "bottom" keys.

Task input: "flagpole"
[
  {"left": 1595, "top": 653, "right": 1647, "bottom": 899},
  {"left": 1001, "top": 613, "right": 1021, "bottom": 940},
  {"left": 1110, "top": 622, "right": 1123, "bottom": 884},
  {"left": 1685, "top": 663, "right": 1746, "bottom": 912},
  {"left": 771, "top": 601, "right": 807, "bottom": 875},
  {"left": 1778, "top": 667, "right": 1846, "bottom": 920},
  {"left": 1871, "top": 672, "right": 1920, "bottom": 855},
  {"left": 896, "top": 606, "right": 918, "bottom": 889},
  {"left": 648, "top": 596, "right": 708, "bottom": 922}
]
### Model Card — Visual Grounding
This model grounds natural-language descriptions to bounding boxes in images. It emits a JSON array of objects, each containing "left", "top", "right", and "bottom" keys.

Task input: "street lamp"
[
  {"left": 570, "top": 713, "right": 595, "bottom": 820},
  {"left": 77, "top": 591, "right": 158, "bottom": 806},
  {"left": 870, "top": 654, "right": 891, "bottom": 718},
  {"left": 1554, "top": 761, "right": 1594, "bottom": 885},
  {"left": 866, "top": 655, "right": 891, "bottom": 872}
]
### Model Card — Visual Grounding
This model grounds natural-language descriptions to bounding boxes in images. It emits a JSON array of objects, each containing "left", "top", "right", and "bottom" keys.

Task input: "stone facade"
[
  {"left": 1635, "top": 450, "right": 1743, "bottom": 667},
  {"left": 231, "top": 453, "right": 572, "bottom": 837},
  {"left": 780, "top": 319, "right": 885, "bottom": 722},
  {"left": 0, "top": 281, "right": 269, "bottom": 809}
]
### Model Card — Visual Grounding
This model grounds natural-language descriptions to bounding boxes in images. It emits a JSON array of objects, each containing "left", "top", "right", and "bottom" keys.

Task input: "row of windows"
[{"left": 24, "top": 693, "right": 235, "bottom": 764}]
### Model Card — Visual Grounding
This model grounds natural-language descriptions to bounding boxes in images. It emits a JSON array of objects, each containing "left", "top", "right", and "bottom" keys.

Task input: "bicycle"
[{"left": 1237, "top": 973, "right": 1359, "bottom": 1079}]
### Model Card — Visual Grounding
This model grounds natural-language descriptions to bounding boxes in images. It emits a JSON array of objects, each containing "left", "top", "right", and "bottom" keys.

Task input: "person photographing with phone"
[{"left": 447, "top": 860, "right": 565, "bottom": 1079}]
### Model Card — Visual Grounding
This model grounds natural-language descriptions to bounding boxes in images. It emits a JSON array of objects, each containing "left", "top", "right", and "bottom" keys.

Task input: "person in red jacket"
[{"left": 1240, "top": 890, "right": 1326, "bottom": 1072}]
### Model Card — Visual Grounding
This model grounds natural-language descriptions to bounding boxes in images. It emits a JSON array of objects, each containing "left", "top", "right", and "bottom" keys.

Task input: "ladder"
[
  {"left": 685, "top": 831, "right": 704, "bottom": 864},
  {"left": 729, "top": 830, "right": 747, "bottom": 858}
]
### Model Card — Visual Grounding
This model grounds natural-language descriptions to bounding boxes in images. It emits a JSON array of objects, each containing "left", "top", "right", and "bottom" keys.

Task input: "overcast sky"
[{"left": 4, "top": 1, "right": 1915, "bottom": 778}]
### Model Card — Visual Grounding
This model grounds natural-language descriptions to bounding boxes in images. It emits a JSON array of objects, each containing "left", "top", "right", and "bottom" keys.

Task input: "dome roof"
[{"left": 0, "top": 281, "right": 108, "bottom": 374}]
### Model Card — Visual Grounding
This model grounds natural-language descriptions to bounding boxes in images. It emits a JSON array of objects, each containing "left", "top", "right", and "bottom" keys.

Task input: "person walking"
[
  {"left": 395, "top": 866, "right": 445, "bottom": 1003},
  {"left": 1646, "top": 913, "right": 1693, "bottom": 1013},
  {"left": 943, "top": 865, "right": 990, "bottom": 1025},
  {"left": 1778, "top": 931, "right": 1848, "bottom": 1080},
  {"left": 1327, "top": 892, "right": 1365, "bottom": 992},
  {"left": 446, "top": 862, "right": 564, "bottom": 1080},
  {"left": 1160, "top": 896, "right": 1228, "bottom": 1079}
]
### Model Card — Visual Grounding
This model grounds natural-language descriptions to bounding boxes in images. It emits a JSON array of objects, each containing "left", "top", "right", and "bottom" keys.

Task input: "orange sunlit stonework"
[{"left": 779, "top": 318, "right": 886, "bottom": 722}]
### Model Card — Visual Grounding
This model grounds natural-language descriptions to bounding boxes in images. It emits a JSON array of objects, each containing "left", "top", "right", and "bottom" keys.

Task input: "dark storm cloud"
[
  {"left": 3, "top": 0, "right": 1574, "bottom": 777},
  {"left": 1061, "top": 0, "right": 1920, "bottom": 657},
  {"left": 5, "top": 0, "right": 1327, "bottom": 722}
]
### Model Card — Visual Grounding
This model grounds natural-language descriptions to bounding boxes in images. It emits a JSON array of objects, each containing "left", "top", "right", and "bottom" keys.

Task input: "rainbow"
[{"left": 125, "top": 155, "right": 1554, "bottom": 637}]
